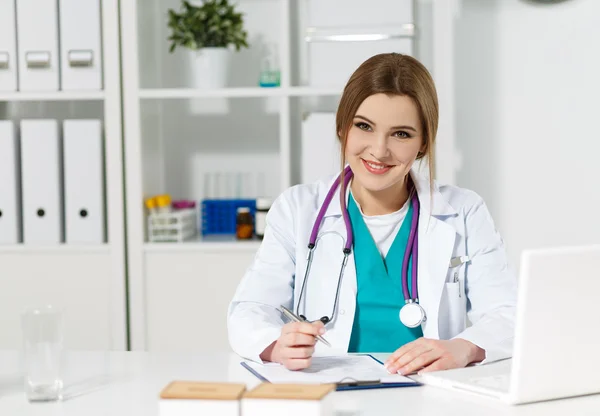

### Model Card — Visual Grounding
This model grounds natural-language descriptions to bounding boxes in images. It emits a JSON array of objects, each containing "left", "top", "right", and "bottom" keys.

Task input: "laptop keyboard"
[{"left": 467, "top": 373, "right": 511, "bottom": 392}]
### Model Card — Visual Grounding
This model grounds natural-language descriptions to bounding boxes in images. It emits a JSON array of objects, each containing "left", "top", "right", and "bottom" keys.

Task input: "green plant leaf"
[{"left": 166, "top": 0, "right": 249, "bottom": 52}]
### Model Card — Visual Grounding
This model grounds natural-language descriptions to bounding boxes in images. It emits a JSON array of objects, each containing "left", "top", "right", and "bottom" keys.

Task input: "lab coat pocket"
[{"left": 444, "top": 280, "right": 467, "bottom": 337}]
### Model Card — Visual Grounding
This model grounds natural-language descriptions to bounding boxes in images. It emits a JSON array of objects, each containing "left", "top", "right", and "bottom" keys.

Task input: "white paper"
[{"left": 244, "top": 355, "right": 416, "bottom": 385}]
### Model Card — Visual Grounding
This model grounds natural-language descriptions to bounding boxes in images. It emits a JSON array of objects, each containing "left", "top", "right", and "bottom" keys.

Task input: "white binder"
[
  {"left": 0, "top": 0, "right": 18, "bottom": 91},
  {"left": 20, "top": 120, "right": 63, "bottom": 244},
  {"left": 0, "top": 122, "right": 20, "bottom": 244},
  {"left": 59, "top": 0, "right": 103, "bottom": 90},
  {"left": 301, "top": 113, "right": 341, "bottom": 185},
  {"left": 16, "top": 0, "right": 60, "bottom": 91},
  {"left": 63, "top": 120, "right": 105, "bottom": 244}
]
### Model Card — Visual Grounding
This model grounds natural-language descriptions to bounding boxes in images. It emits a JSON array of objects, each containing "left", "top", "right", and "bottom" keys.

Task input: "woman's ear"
[{"left": 417, "top": 143, "right": 427, "bottom": 159}]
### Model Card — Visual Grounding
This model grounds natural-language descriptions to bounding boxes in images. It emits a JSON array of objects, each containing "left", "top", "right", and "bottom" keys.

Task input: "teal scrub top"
[{"left": 347, "top": 193, "right": 423, "bottom": 353}]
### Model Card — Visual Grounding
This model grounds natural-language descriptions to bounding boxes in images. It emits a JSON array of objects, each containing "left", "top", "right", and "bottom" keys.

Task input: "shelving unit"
[
  {"left": 0, "top": 244, "right": 110, "bottom": 254},
  {"left": 120, "top": 0, "right": 458, "bottom": 352},
  {"left": 0, "top": 91, "right": 106, "bottom": 102},
  {"left": 0, "top": 0, "right": 126, "bottom": 351},
  {"left": 143, "top": 236, "right": 262, "bottom": 253},
  {"left": 138, "top": 86, "right": 342, "bottom": 99},
  {"left": 139, "top": 87, "right": 281, "bottom": 99}
]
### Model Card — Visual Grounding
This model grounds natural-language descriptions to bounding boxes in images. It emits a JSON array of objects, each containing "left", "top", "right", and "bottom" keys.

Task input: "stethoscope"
[{"left": 296, "top": 165, "right": 426, "bottom": 329}]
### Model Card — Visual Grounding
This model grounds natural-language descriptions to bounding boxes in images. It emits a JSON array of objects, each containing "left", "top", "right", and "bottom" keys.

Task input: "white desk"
[{"left": 0, "top": 351, "right": 598, "bottom": 415}]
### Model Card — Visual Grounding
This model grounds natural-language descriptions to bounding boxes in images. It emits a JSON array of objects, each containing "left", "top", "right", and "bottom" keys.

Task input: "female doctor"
[{"left": 227, "top": 53, "right": 517, "bottom": 375}]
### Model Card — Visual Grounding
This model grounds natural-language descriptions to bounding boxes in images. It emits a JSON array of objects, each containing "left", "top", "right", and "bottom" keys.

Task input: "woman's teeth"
[{"left": 366, "top": 161, "right": 387, "bottom": 170}]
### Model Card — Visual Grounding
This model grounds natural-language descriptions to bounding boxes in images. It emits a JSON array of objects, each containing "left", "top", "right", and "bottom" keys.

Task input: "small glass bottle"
[
  {"left": 236, "top": 207, "right": 254, "bottom": 240},
  {"left": 254, "top": 198, "right": 272, "bottom": 239},
  {"left": 154, "top": 194, "right": 172, "bottom": 226},
  {"left": 155, "top": 194, "right": 172, "bottom": 214},
  {"left": 258, "top": 43, "right": 280, "bottom": 88},
  {"left": 144, "top": 197, "right": 158, "bottom": 217}
]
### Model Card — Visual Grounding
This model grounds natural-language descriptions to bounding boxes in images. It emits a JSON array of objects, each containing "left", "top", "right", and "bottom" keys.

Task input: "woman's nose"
[{"left": 370, "top": 135, "right": 389, "bottom": 159}]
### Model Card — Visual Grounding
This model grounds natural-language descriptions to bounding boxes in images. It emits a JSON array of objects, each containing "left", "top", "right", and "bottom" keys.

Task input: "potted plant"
[{"left": 167, "top": 0, "right": 249, "bottom": 89}]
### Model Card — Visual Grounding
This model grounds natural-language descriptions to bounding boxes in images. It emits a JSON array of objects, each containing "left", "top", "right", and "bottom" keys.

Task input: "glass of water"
[{"left": 21, "top": 305, "right": 64, "bottom": 401}]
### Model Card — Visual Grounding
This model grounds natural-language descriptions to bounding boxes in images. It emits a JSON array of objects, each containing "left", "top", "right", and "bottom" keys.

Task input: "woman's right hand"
[{"left": 262, "top": 321, "right": 326, "bottom": 370}]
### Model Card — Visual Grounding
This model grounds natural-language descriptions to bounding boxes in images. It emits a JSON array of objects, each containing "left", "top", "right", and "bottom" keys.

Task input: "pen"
[{"left": 280, "top": 305, "right": 331, "bottom": 347}]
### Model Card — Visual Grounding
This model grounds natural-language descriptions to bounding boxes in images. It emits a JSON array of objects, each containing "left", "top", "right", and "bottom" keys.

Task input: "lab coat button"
[{"left": 340, "top": 309, "right": 346, "bottom": 315}]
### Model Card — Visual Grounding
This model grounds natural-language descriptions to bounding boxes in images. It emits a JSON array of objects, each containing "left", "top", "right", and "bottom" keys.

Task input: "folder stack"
[
  {"left": 1, "top": 0, "right": 103, "bottom": 92},
  {"left": 0, "top": 119, "right": 106, "bottom": 245}
]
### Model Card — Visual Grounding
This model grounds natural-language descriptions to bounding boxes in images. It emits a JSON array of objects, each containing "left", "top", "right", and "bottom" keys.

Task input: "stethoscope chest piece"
[{"left": 399, "top": 301, "right": 426, "bottom": 328}]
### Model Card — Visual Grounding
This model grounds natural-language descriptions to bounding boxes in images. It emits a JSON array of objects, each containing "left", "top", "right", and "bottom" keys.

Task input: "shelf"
[
  {"left": 144, "top": 235, "right": 262, "bottom": 252},
  {"left": 287, "top": 87, "right": 342, "bottom": 97},
  {"left": 139, "top": 87, "right": 282, "bottom": 99},
  {"left": 0, "top": 244, "right": 110, "bottom": 254},
  {"left": 0, "top": 91, "right": 105, "bottom": 102},
  {"left": 138, "top": 87, "right": 342, "bottom": 100}
]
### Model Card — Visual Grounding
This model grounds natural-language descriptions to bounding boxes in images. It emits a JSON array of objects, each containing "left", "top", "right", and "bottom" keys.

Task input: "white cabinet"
[
  {"left": 144, "top": 248, "right": 259, "bottom": 352},
  {"left": 0, "top": 0, "right": 126, "bottom": 350},
  {"left": 0, "top": 249, "right": 114, "bottom": 349}
]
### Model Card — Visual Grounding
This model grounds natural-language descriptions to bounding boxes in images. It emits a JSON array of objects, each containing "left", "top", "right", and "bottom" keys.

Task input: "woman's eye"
[
  {"left": 393, "top": 131, "right": 410, "bottom": 139},
  {"left": 355, "top": 122, "right": 372, "bottom": 131}
]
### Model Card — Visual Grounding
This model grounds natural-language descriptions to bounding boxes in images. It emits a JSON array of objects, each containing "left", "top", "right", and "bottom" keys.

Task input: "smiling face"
[{"left": 345, "top": 93, "right": 423, "bottom": 195}]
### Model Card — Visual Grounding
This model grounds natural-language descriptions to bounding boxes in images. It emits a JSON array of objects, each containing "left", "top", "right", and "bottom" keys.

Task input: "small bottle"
[
  {"left": 144, "top": 197, "right": 158, "bottom": 216},
  {"left": 236, "top": 207, "right": 254, "bottom": 240},
  {"left": 172, "top": 200, "right": 196, "bottom": 210},
  {"left": 155, "top": 194, "right": 172, "bottom": 214},
  {"left": 254, "top": 198, "right": 272, "bottom": 239},
  {"left": 258, "top": 43, "right": 280, "bottom": 88},
  {"left": 154, "top": 194, "right": 172, "bottom": 226}
]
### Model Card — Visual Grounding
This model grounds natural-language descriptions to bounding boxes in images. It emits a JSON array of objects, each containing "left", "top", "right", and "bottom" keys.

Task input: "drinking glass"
[{"left": 21, "top": 305, "right": 64, "bottom": 401}]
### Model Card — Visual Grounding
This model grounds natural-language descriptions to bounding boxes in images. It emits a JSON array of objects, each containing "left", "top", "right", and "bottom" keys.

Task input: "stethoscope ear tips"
[{"left": 320, "top": 317, "right": 330, "bottom": 325}]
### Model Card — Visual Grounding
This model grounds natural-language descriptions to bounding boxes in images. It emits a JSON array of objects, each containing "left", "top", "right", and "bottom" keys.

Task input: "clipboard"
[{"left": 241, "top": 354, "right": 422, "bottom": 392}]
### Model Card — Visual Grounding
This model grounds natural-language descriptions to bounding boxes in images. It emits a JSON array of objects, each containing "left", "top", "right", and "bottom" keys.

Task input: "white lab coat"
[{"left": 227, "top": 168, "right": 517, "bottom": 364}]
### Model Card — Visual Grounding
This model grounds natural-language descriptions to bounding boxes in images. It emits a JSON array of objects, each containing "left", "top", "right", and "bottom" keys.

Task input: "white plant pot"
[{"left": 187, "top": 47, "right": 230, "bottom": 89}]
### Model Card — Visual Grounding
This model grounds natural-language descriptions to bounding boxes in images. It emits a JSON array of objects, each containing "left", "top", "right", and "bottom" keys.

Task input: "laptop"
[{"left": 419, "top": 244, "right": 600, "bottom": 405}]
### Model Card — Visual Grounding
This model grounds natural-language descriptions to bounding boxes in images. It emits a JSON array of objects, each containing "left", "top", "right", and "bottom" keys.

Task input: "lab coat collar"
[{"left": 318, "top": 166, "right": 458, "bottom": 219}]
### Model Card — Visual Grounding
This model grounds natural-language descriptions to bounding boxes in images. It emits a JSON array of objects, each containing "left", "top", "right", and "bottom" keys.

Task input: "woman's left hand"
[{"left": 384, "top": 338, "right": 486, "bottom": 375}]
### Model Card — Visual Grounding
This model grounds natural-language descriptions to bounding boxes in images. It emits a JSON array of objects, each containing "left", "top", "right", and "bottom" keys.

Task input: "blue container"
[{"left": 201, "top": 199, "right": 256, "bottom": 235}]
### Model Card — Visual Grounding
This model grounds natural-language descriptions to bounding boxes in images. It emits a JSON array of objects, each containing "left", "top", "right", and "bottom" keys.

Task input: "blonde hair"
[{"left": 335, "top": 53, "right": 439, "bottom": 196}]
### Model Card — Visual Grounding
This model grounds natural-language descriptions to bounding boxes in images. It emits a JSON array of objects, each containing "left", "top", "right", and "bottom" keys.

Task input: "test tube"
[
  {"left": 235, "top": 172, "right": 243, "bottom": 199},
  {"left": 203, "top": 172, "right": 212, "bottom": 199},
  {"left": 213, "top": 172, "right": 221, "bottom": 199},
  {"left": 155, "top": 194, "right": 172, "bottom": 225},
  {"left": 145, "top": 197, "right": 157, "bottom": 216}
]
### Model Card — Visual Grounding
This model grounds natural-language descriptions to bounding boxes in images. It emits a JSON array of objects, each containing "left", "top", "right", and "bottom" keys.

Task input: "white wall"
[{"left": 455, "top": 0, "right": 600, "bottom": 269}]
